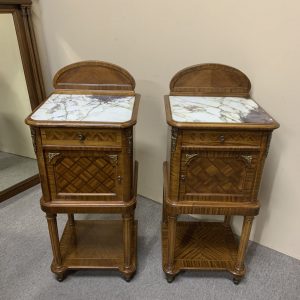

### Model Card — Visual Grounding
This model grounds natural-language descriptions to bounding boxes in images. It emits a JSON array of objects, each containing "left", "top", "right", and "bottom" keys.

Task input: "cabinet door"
[
  {"left": 45, "top": 150, "right": 122, "bottom": 201},
  {"left": 179, "top": 150, "right": 260, "bottom": 202}
]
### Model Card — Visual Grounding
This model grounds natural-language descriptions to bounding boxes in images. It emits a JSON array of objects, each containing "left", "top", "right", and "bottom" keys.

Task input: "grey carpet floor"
[
  {"left": 0, "top": 152, "right": 38, "bottom": 190},
  {"left": 0, "top": 185, "right": 299, "bottom": 300}
]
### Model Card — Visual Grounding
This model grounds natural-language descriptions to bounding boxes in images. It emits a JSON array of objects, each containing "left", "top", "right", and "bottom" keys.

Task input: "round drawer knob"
[
  {"left": 78, "top": 134, "right": 86, "bottom": 142},
  {"left": 219, "top": 135, "right": 225, "bottom": 143}
]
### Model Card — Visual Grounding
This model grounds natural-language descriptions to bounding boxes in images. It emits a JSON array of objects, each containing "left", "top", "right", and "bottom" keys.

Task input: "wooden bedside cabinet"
[
  {"left": 162, "top": 64, "right": 279, "bottom": 284},
  {"left": 26, "top": 61, "right": 140, "bottom": 281}
]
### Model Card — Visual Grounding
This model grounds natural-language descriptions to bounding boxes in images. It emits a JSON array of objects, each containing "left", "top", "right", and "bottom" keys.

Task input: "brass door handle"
[{"left": 219, "top": 135, "right": 225, "bottom": 143}]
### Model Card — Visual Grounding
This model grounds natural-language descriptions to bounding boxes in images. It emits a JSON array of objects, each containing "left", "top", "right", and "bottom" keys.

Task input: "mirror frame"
[{"left": 0, "top": 0, "right": 45, "bottom": 202}]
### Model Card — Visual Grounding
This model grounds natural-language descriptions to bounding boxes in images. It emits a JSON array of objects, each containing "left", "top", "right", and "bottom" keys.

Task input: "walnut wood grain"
[
  {"left": 46, "top": 213, "right": 66, "bottom": 279},
  {"left": 182, "top": 130, "right": 263, "bottom": 147},
  {"left": 166, "top": 215, "right": 177, "bottom": 274},
  {"left": 41, "top": 128, "right": 122, "bottom": 147},
  {"left": 162, "top": 221, "right": 239, "bottom": 275},
  {"left": 164, "top": 162, "right": 260, "bottom": 215},
  {"left": 179, "top": 150, "right": 260, "bottom": 202},
  {"left": 26, "top": 61, "right": 139, "bottom": 281},
  {"left": 53, "top": 60, "right": 135, "bottom": 91},
  {"left": 170, "top": 63, "right": 251, "bottom": 97},
  {"left": 163, "top": 64, "right": 279, "bottom": 283},
  {"left": 54, "top": 220, "right": 137, "bottom": 279}
]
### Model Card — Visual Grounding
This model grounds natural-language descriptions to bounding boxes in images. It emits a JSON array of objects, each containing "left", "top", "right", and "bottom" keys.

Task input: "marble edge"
[
  {"left": 26, "top": 94, "right": 139, "bottom": 128},
  {"left": 165, "top": 95, "right": 279, "bottom": 129}
]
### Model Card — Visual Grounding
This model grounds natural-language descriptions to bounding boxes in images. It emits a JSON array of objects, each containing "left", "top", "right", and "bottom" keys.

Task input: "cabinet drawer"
[
  {"left": 182, "top": 130, "right": 262, "bottom": 147},
  {"left": 41, "top": 128, "right": 122, "bottom": 146}
]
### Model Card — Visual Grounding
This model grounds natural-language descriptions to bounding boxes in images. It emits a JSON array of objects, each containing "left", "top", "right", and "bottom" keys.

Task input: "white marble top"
[
  {"left": 169, "top": 96, "right": 273, "bottom": 123},
  {"left": 31, "top": 94, "right": 135, "bottom": 122}
]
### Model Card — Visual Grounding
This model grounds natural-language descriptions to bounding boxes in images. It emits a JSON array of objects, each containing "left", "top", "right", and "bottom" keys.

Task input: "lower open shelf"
[
  {"left": 56, "top": 220, "right": 137, "bottom": 272},
  {"left": 162, "top": 221, "right": 238, "bottom": 274}
]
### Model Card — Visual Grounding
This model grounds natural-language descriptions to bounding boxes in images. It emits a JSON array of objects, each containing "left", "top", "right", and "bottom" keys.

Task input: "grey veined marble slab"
[
  {"left": 31, "top": 94, "right": 135, "bottom": 122},
  {"left": 169, "top": 96, "right": 273, "bottom": 123}
]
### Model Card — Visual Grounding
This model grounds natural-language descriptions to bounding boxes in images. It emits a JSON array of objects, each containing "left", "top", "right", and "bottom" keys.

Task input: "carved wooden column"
[
  {"left": 166, "top": 215, "right": 177, "bottom": 282},
  {"left": 46, "top": 213, "right": 66, "bottom": 281},
  {"left": 233, "top": 216, "right": 254, "bottom": 284},
  {"left": 122, "top": 211, "right": 134, "bottom": 281}
]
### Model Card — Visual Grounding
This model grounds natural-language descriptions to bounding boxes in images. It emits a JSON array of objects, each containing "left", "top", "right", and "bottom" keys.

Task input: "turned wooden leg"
[
  {"left": 122, "top": 212, "right": 134, "bottom": 281},
  {"left": 68, "top": 214, "right": 75, "bottom": 226},
  {"left": 46, "top": 213, "right": 62, "bottom": 266},
  {"left": 46, "top": 213, "right": 66, "bottom": 281},
  {"left": 233, "top": 216, "right": 254, "bottom": 284},
  {"left": 166, "top": 215, "right": 177, "bottom": 281},
  {"left": 224, "top": 215, "right": 232, "bottom": 227}
]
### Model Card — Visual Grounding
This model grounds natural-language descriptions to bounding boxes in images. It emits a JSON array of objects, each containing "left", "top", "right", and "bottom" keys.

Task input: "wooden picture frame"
[{"left": 0, "top": 0, "right": 45, "bottom": 203}]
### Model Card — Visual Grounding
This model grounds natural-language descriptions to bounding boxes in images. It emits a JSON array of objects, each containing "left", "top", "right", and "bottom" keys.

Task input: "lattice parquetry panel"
[
  {"left": 186, "top": 157, "right": 246, "bottom": 194},
  {"left": 181, "top": 151, "right": 258, "bottom": 197},
  {"left": 53, "top": 156, "right": 116, "bottom": 194}
]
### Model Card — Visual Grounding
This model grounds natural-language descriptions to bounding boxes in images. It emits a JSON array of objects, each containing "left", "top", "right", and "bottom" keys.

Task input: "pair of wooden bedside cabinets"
[{"left": 25, "top": 61, "right": 279, "bottom": 284}]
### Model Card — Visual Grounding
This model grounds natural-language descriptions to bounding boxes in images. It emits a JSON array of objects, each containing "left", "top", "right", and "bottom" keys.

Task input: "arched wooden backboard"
[
  {"left": 170, "top": 63, "right": 251, "bottom": 97},
  {"left": 53, "top": 61, "right": 135, "bottom": 91}
]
